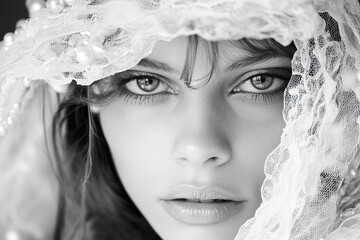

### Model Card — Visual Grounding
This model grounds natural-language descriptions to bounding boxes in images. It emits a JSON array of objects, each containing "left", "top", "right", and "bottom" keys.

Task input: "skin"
[{"left": 97, "top": 36, "right": 291, "bottom": 240}]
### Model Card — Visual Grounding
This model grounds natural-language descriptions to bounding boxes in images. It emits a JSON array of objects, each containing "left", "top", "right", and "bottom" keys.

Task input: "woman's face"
[{"left": 98, "top": 36, "right": 292, "bottom": 240}]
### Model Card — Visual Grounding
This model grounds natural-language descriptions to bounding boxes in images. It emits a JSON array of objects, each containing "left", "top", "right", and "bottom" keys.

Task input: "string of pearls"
[
  {"left": 0, "top": 0, "right": 75, "bottom": 238},
  {"left": 0, "top": 0, "right": 98, "bottom": 118},
  {"left": 1, "top": 0, "right": 76, "bottom": 51},
  {"left": 2, "top": 0, "right": 43, "bottom": 231},
  {"left": 0, "top": 0, "right": 74, "bottom": 137},
  {"left": 1, "top": 1, "right": 71, "bottom": 238}
]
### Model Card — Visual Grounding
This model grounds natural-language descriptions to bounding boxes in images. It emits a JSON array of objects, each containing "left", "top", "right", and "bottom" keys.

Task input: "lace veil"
[{"left": 0, "top": 0, "right": 360, "bottom": 239}]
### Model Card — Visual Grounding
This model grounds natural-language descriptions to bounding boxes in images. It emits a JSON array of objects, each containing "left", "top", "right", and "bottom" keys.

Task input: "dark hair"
[{"left": 51, "top": 35, "right": 296, "bottom": 240}]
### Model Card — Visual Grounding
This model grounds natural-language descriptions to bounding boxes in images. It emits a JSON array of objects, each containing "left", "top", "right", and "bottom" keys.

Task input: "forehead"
[
  {"left": 147, "top": 36, "right": 247, "bottom": 70},
  {"left": 142, "top": 36, "right": 294, "bottom": 73}
]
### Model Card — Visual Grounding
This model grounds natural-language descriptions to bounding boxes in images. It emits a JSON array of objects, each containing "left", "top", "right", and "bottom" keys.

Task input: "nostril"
[
  {"left": 204, "top": 156, "right": 220, "bottom": 165},
  {"left": 171, "top": 128, "right": 232, "bottom": 167},
  {"left": 204, "top": 156, "right": 227, "bottom": 166}
]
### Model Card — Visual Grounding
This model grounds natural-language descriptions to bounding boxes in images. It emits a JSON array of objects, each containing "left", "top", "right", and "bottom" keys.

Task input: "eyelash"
[
  {"left": 242, "top": 87, "right": 285, "bottom": 103},
  {"left": 230, "top": 71, "right": 290, "bottom": 103},
  {"left": 115, "top": 71, "right": 290, "bottom": 105},
  {"left": 115, "top": 72, "right": 175, "bottom": 104},
  {"left": 121, "top": 90, "right": 170, "bottom": 105}
]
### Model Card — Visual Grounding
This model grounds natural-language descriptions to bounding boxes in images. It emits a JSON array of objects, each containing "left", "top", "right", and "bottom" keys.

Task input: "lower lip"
[{"left": 160, "top": 200, "right": 245, "bottom": 225}]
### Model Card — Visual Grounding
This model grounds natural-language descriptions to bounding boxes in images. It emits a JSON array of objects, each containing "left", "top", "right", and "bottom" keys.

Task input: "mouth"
[
  {"left": 160, "top": 185, "right": 246, "bottom": 225},
  {"left": 171, "top": 198, "right": 233, "bottom": 203}
]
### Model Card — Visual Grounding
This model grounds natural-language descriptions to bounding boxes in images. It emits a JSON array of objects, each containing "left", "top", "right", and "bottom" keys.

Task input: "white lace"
[{"left": 0, "top": 0, "right": 360, "bottom": 239}]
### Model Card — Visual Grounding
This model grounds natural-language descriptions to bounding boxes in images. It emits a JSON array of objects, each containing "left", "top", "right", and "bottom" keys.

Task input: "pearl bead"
[
  {"left": 26, "top": 0, "right": 46, "bottom": 16},
  {"left": 5, "top": 230, "right": 20, "bottom": 240},
  {"left": 10, "top": 104, "right": 20, "bottom": 115},
  {"left": 23, "top": 77, "right": 31, "bottom": 87},
  {"left": 7, "top": 117, "right": 13, "bottom": 125},
  {"left": 46, "top": 0, "right": 65, "bottom": 14},
  {"left": 76, "top": 48, "right": 92, "bottom": 64},
  {"left": 3, "top": 33, "right": 15, "bottom": 46},
  {"left": 16, "top": 19, "right": 26, "bottom": 29},
  {"left": 14, "top": 29, "right": 23, "bottom": 37},
  {"left": 81, "top": 31, "right": 91, "bottom": 46}
]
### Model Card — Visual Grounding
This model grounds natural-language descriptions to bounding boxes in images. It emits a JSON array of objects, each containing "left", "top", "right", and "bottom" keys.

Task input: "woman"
[
  {"left": 53, "top": 36, "right": 295, "bottom": 240},
  {"left": 0, "top": 0, "right": 359, "bottom": 240}
]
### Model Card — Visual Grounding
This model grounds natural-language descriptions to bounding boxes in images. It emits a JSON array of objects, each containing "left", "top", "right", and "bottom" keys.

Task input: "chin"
[{"left": 153, "top": 213, "right": 250, "bottom": 240}]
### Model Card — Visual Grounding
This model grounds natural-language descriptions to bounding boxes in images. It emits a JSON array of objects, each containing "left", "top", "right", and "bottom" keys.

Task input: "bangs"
[
  {"left": 180, "top": 35, "right": 219, "bottom": 89},
  {"left": 180, "top": 36, "right": 296, "bottom": 89},
  {"left": 232, "top": 38, "right": 297, "bottom": 59}
]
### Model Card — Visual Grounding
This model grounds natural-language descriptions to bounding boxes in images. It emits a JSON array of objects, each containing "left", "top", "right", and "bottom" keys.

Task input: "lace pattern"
[{"left": 0, "top": 0, "right": 360, "bottom": 239}]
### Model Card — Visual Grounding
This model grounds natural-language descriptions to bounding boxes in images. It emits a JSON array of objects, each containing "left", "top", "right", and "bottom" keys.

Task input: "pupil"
[
  {"left": 137, "top": 77, "right": 160, "bottom": 92},
  {"left": 251, "top": 76, "right": 273, "bottom": 90}
]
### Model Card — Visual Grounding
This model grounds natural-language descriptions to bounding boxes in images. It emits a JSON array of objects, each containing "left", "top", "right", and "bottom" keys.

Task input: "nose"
[{"left": 171, "top": 98, "right": 232, "bottom": 168}]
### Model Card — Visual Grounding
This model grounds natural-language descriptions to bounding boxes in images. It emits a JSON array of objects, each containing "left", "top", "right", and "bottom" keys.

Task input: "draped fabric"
[{"left": 0, "top": 0, "right": 359, "bottom": 239}]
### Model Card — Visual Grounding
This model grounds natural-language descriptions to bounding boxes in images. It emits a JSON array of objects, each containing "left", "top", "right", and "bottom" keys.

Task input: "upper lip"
[{"left": 162, "top": 184, "right": 243, "bottom": 202}]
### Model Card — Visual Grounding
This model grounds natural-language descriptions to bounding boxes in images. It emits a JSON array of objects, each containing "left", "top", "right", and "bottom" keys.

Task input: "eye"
[
  {"left": 125, "top": 75, "right": 176, "bottom": 95},
  {"left": 231, "top": 69, "right": 291, "bottom": 94}
]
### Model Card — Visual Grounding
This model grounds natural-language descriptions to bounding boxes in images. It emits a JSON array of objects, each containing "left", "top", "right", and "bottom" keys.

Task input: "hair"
[{"left": 51, "top": 35, "right": 297, "bottom": 240}]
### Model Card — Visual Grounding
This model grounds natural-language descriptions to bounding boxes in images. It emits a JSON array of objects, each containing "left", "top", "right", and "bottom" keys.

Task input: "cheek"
[
  {"left": 98, "top": 101, "right": 175, "bottom": 206},
  {"left": 220, "top": 99, "right": 284, "bottom": 202},
  {"left": 231, "top": 102, "right": 285, "bottom": 197}
]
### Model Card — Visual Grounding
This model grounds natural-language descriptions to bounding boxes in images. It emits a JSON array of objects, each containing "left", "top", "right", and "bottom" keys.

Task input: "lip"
[{"left": 160, "top": 184, "right": 246, "bottom": 224}]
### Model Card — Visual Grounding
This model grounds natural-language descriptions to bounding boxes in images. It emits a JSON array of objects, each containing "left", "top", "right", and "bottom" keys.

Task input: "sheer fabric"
[{"left": 0, "top": 0, "right": 359, "bottom": 239}]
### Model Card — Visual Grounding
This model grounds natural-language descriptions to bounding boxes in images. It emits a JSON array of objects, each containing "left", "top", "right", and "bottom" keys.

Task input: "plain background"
[{"left": 0, "top": 1, "right": 28, "bottom": 39}]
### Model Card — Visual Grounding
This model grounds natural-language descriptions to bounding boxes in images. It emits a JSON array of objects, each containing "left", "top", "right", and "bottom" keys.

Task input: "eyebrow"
[
  {"left": 136, "top": 53, "right": 291, "bottom": 74},
  {"left": 224, "top": 53, "right": 292, "bottom": 72},
  {"left": 136, "top": 58, "right": 179, "bottom": 73}
]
